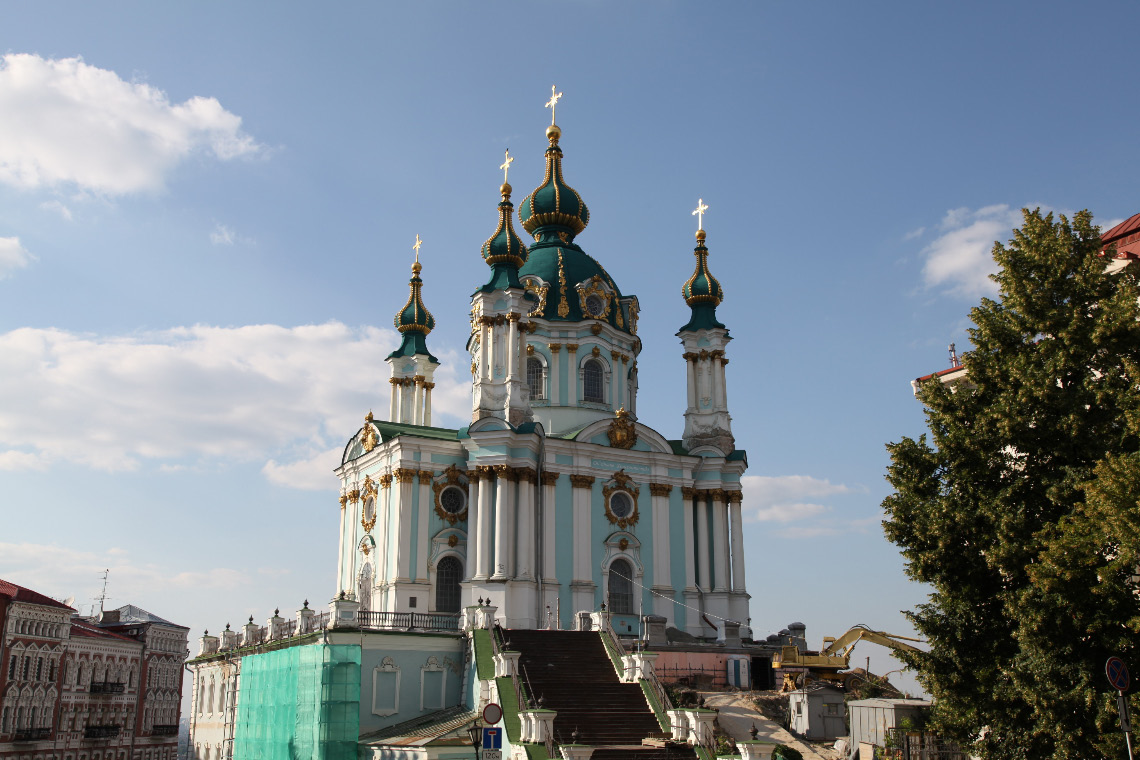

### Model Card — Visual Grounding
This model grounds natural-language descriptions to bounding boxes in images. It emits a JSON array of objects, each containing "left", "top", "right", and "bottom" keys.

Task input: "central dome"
[{"left": 518, "top": 125, "right": 590, "bottom": 240}]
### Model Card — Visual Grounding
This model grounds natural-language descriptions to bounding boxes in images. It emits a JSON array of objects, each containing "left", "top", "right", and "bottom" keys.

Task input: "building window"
[
  {"left": 527, "top": 358, "right": 545, "bottom": 400},
  {"left": 435, "top": 556, "right": 462, "bottom": 613},
  {"left": 7, "top": 655, "right": 14, "bottom": 679},
  {"left": 583, "top": 359, "right": 604, "bottom": 403},
  {"left": 608, "top": 558, "right": 634, "bottom": 615}
]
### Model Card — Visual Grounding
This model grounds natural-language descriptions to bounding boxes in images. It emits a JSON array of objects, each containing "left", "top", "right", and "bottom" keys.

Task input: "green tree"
[{"left": 882, "top": 209, "right": 1140, "bottom": 759}]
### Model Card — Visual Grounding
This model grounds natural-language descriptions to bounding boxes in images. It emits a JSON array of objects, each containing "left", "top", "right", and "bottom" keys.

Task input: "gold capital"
[
  {"left": 570, "top": 474, "right": 595, "bottom": 489},
  {"left": 649, "top": 483, "right": 674, "bottom": 497},
  {"left": 541, "top": 471, "right": 561, "bottom": 486}
]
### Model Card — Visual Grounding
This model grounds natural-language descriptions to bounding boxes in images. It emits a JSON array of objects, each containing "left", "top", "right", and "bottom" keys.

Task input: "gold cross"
[
  {"left": 692, "top": 199, "right": 709, "bottom": 230},
  {"left": 413, "top": 234, "right": 422, "bottom": 263},
  {"left": 545, "top": 85, "right": 563, "bottom": 125},
  {"left": 500, "top": 149, "right": 514, "bottom": 183}
]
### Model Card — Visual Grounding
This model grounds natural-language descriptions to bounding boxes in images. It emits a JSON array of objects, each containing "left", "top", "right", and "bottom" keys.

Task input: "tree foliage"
[{"left": 883, "top": 209, "right": 1140, "bottom": 758}]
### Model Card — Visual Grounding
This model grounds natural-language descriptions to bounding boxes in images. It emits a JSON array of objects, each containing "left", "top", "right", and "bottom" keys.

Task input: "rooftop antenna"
[
  {"left": 95, "top": 568, "right": 110, "bottom": 613},
  {"left": 948, "top": 343, "right": 960, "bottom": 367}
]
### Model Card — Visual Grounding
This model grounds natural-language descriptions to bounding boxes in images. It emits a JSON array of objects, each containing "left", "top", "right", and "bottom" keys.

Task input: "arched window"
[
  {"left": 583, "top": 359, "right": 604, "bottom": 403},
  {"left": 608, "top": 559, "right": 634, "bottom": 614},
  {"left": 435, "top": 556, "right": 462, "bottom": 613},
  {"left": 527, "top": 358, "right": 545, "bottom": 400}
]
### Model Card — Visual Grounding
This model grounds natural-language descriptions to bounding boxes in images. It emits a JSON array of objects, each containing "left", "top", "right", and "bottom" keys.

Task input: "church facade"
[{"left": 333, "top": 113, "right": 751, "bottom": 639}]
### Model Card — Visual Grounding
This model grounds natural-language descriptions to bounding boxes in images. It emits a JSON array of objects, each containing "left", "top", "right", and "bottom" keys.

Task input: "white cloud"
[
  {"left": 39, "top": 200, "right": 73, "bottom": 221},
  {"left": 919, "top": 204, "right": 1021, "bottom": 298},
  {"left": 0, "top": 323, "right": 470, "bottom": 482},
  {"left": 0, "top": 53, "right": 262, "bottom": 195},
  {"left": 0, "top": 236, "right": 35, "bottom": 279},
  {"left": 903, "top": 226, "right": 925, "bottom": 241},
  {"left": 263, "top": 446, "right": 342, "bottom": 491},
  {"left": 210, "top": 224, "right": 236, "bottom": 245},
  {"left": 741, "top": 474, "right": 873, "bottom": 537}
]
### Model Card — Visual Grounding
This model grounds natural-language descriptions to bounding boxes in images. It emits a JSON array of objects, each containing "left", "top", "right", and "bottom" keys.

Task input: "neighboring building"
[
  {"left": 847, "top": 698, "right": 932, "bottom": 759},
  {"left": 188, "top": 103, "right": 767, "bottom": 759},
  {"left": 912, "top": 211, "right": 1140, "bottom": 394},
  {"left": 788, "top": 683, "right": 846, "bottom": 742},
  {"left": 0, "top": 579, "right": 187, "bottom": 760}
]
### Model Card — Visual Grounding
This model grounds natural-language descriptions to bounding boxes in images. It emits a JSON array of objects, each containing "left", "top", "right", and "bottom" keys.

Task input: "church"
[
  {"left": 187, "top": 95, "right": 773, "bottom": 760},
  {"left": 334, "top": 100, "right": 750, "bottom": 640}
]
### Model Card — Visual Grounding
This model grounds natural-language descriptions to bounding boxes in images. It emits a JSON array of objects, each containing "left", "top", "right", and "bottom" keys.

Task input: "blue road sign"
[
  {"left": 483, "top": 728, "right": 502, "bottom": 750},
  {"left": 1107, "top": 656, "right": 1131, "bottom": 692}
]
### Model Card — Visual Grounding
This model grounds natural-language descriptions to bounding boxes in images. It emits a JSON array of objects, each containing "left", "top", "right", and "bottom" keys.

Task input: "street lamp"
[{"left": 467, "top": 720, "right": 482, "bottom": 760}]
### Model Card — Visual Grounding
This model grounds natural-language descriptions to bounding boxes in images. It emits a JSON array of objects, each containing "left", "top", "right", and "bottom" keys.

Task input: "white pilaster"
[
  {"left": 491, "top": 467, "right": 515, "bottom": 580},
  {"left": 377, "top": 477, "right": 391, "bottom": 584},
  {"left": 466, "top": 476, "right": 481, "bottom": 581},
  {"left": 389, "top": 378, "right": 399, "bottom": 422},
  {"left": 729, "top": 496, "right": 746, "bottom": 592},
  {"left": 516, "top": 470, "right": 535, "bottom": 580},
  {"left": 542, "top": 473, "right": 559, "bottom": 581},
  {"left": 549, "top": 344, "right": 561, "bottom": 403},
  {"left": 336, "top": 493, "right": 347, "bottom": 594},
  {"left": 712, "top": 492, "right": 729, "bottom": 592},
  {"left": 571, "top": 475, "right": 593, "bottom": 583},
  {"left": 477, "top": 468, "right": 494, "bottom": 579},
  {"left": 394, "top": 470, "right": 414, "bottom": 582}
]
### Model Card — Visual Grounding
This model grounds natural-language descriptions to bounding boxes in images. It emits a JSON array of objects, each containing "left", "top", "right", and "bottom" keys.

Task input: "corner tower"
[
  {"left": 387, "top": 241, "right": 439, "bottom": 426},
  {"left": 678, "top": 205, "right": 735, "bottom": 454}
]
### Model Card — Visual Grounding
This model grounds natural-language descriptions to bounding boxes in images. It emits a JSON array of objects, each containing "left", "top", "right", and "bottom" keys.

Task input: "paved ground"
[{"left": 699, "top": 691, "right": 840, "bottom": 760}]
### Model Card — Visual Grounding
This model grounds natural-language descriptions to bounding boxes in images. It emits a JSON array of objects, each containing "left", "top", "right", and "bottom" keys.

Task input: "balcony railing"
[
  {"left": 13, "top": 727, "right": 52, "bottom": 741},
  {"left": 84, "top": 724, "right": 121, "bottom": 739},
  {"left": 357, "top": 611, "right": 461, "bottom": 632},
  {"left": 151, "top": 724, "right": 179, "bottom": 736},
  {"left": 89, "top": 681, "right": 126, "bottom": 694}
]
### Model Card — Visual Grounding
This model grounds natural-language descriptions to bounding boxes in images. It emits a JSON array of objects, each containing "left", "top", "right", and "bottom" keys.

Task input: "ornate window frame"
[
  {"left": 372, "top": 657, "right": 400, "bottom": 717},
  {"left": 576, "top": 275, "right": 613, "bottom": 320},
  {"left": 522, "top": 276, "right": 550, "bottom": 317},
  {"left": 432, "top": 465, "right": 469, "bottom": 525},
  {"left": 419, "top": 655, "right": 447, "bottom": 711},
  {"left": 602, "top": 470, "right": 640, "bottom": 529}
]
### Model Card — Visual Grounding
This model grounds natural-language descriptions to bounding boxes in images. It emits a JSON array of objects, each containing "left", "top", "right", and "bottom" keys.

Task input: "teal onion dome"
[
  {"left": 519, "top": 125, "right": 590, "bottom": 242},
  {"left": 478, "top": 182, "right": 528, "bottom": 292},
  {"left": 388, "top": 261, "right": 438, "bottom": 361},
  {"left": 680, "top": 229, "right": 726, "bottom": 332}
]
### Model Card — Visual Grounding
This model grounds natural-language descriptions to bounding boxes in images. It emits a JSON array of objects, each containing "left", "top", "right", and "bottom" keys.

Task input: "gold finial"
[
  {"left": 545, "top": 85, "right": 563, "bottom": 126},
  {"left": 365, "top": 410, "right": 374, "bottom": 422},
  {"left": 692, "top": 199, "right": 709, "bottom": 232}
]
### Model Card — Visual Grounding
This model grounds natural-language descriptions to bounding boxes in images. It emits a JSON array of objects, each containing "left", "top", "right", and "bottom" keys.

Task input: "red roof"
[
  {"left": 914, "top": 365, "right": 968, "bottom": 383},
  {"left": 1101, "top": 212, "right": 1140, "bottom": 260},
  {"left": 0, "top": 578, "right": 75, "bottom": 611}
]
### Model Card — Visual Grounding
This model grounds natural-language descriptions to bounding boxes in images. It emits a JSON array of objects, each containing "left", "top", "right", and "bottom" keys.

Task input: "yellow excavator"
[{"left": 775, "top": 624, "right": 924, "bottom": 691}]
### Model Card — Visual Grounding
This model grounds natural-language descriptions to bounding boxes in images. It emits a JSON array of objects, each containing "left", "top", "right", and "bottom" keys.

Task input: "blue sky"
[{"left": 2, "top": 2, "right": 1138, "bottom": 700}]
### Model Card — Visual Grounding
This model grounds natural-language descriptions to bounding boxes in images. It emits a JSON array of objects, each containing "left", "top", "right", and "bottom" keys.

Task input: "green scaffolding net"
[{"left": 233, "top": 644, "right": 361, "bottom": 760}]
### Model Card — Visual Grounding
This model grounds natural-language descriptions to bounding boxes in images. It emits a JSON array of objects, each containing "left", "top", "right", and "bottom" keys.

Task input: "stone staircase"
[{"left": 506, "top": 629, "right": 698, "bottom": 760}]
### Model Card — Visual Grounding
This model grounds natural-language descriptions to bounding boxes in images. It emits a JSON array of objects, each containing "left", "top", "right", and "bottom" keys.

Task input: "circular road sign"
[
  {"left": 1107, "top": 656, "right": 1131, "bottom": 692},
  {"left": 483, "top": 703, "right": 503, "bottom": 725}
]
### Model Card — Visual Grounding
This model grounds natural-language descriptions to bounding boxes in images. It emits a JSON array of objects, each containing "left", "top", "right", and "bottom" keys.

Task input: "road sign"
[
  {"left": 1119, "top": 694, "right": 1133, "bottom": 733},
  {"left": 481, "top": 751, "right": 502, "bottom": 760},
  {"left": 483, "top": 703, "right": 503, "bottom": 725},
  {"left": 482, "top": 728, "right": 502, "bottom": 750},
  {"left": 1108, "top": 656, "right": 1131, "bottom": 692}
]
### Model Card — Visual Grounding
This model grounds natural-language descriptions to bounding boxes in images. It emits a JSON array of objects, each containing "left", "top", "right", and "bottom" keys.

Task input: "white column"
[
  {"left": 466, "top": 476, "right": 481, "bottom": 581},
  {"left": 336, "top": 493, "right": 347, "bottom": 594},
  {"left": 506, "top": 318, "right": 518, "bottom": 380},
  {"left": 389, "top": 378, "right": 398, "bottom": 422},
  {"left": 516, "top": 470, "right": 535, "bottom": 580},
  {"left": 492, "top": 467, "right": 515, "bottom": 579},
  {"left": 394, "top": 470, "right": 415, "bottom": 582},
  {"left": 542, "top": 473, "right": 559, "bottom": 581},
  {"left": 477, "top": 468, "right": 494, "bottom": 579},
  {"left": 481, "top": 322, "right": 491, "bottom": 382},
  {"left": 549, "top": 344, "right": 561, "bottom": 403},
  {"left": 685, "top": 355, "right": 697, "bottom": 410},
  {"left": 729, "top": 496, "right": 746, "bottom": 592},
  {"left": 717, "top": 356, "right": 729, "bottom": 411},
  {"left": 711, "top": 492, "right": 729, "bottom": 592},
  {"left": 682, "top": 491, "right": 696, "bottom": 590},
  {"left": 413, "top": 379, "right": 425, "bottom": 425},
  {"left": 696, "top": 493, "right": 710, "bottom": 591},
  {"left": 417, "top": 470, "right": 432, "bottom": 582}
]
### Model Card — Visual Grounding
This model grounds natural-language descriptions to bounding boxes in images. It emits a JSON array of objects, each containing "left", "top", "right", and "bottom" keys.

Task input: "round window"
[
  {"left": 609, "top": 491, "right": 634, "bottom": 518},
  {"left": 439, "top": 486, "right": 467, "bottom": 515},
  {"left": 585, "top": 294, "right": 606, "bottom": 317}
]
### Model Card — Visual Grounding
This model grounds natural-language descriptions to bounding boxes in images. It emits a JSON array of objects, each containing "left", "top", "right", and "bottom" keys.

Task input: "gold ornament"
[
  {"left": 432, "top": 465, "right": 470, "bottom": 525},
  {"left": 606, "top": 407, "right": 638, "bottom": 450}
]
